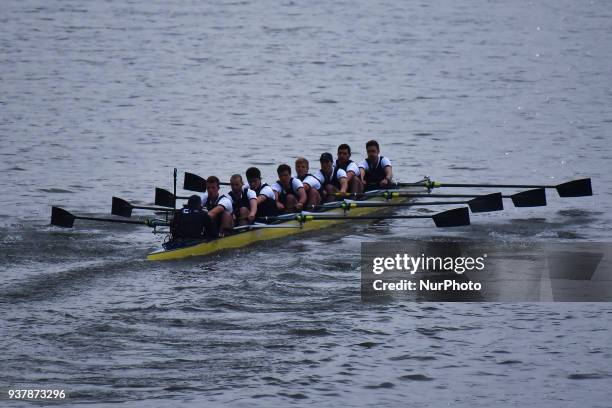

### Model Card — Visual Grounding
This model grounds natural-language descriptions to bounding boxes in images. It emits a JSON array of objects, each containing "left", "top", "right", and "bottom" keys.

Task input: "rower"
[
  {"left": 199, "top": 175, "right": 234, "bottom": 236},
  {"left": 359, "top": 139, "right": 393, "bottom": 191},
  {"left": 294, "top": 157, "right": 322, "bottom": 208},
  {"left": 272, "top": 164, "right": 307, "bottom": 212},
  {"left": 171, "top": 195, "right": 218, "bottom": 241},
  {"left": 245, "top": 166, "right": 278, "bottom": 218},
  {"left": 315, "top": 152, "right": 348, "bottom": 202},
  {"left": 228, "top": 174, "right": 257, "bottom": 226},
  {"left": 336, "top": 143, "right": 364, "bottom": 194}
]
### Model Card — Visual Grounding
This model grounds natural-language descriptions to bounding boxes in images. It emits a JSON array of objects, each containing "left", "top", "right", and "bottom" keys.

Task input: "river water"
[{"left": 1, "top": 0, "right": 612, "bottom": 406}]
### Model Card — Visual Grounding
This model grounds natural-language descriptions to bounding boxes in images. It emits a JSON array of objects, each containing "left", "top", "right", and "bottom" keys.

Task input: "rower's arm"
[
  {"left": 273, "top": 191, "right": 284, "bottom": 209},
  {"left": 339, "top": 177, "right": 348, "bottom": 193},
  {"left": 385, "top": 165, "right": 393, "bottom": 181},
  {"left": 379, "top": 165, "right": 393, "bottom": 187},
  {"left": 256, "top": 195, "right": 268, "bottom": 205},
  {"left": 359, "top": 167, "right": 366, "bottom": 182},
  {"left": 297, "top": 187, "right": 307, "bottom": 206},
  {"left": 208, "top": 205, "right": 224, "bottom": 218},
  {"left": 248, "top": 198, "right": 257, "bottom": 222}
]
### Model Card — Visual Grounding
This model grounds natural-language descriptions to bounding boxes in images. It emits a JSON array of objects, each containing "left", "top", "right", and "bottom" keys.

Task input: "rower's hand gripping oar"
[
  {"left": 51, "top": 207, "right": 167, "bottom": 228},
  {"left": 399, "top": 178, "right": 592, "bottom": 197},
  {"left": 183, "top": 172, "right": 230, "bottom": 193},
  {"left": 338, "top": 188, "right": 547, "bottom": 208},
  {"left": 257, "top": 207, "right": 470, "bottom": 228},
  {"left": 112, "top": 197, "right": 172, "bottom": 218}
]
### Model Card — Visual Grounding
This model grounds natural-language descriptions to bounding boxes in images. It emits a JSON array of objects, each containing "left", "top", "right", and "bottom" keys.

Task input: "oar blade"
[
  {"left": 511, "top": 188, "right": 547, "bottom": 207},
  {"left": 468, "top": 192, "right": 504, "bottom": 213},
  {"left": 184, "top": 172, "right": 207, "bottom": 192},
  {"left": 155, "top": 187, "right": 176, "bottom": 208},
  {"left": 51, "top": 206, "right": 76, "bottom": 228},
  {"left": 556, "top": 178, "right": 592, "bottom": 197},
  {"left": 111, "top": 197, "right": 133, "bottom": 217},
  {"left": 432, "top": 207, "right": 470, "bottom": 228}
]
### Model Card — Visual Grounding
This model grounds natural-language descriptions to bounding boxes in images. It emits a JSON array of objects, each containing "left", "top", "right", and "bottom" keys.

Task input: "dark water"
[{"left": 1, "top": 0, "right": 612, "bottom": 406}]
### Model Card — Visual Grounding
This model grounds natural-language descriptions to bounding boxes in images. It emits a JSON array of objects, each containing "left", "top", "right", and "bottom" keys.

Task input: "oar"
[
  {"left": 398, "top": 178, "right": 592, "bottom": 197},
  {"left": 51, "top": 207, "right": 166, "bottom": 228},
  {"left": 257, "top": 207, "right": 470, "bottom": 228},
  {"left": 184, "top": 172, "right": 230, "bottom": 192},
  {"left": 233, "top": 223, "right": 303, "bottom": 231},
  {"left": 112, "top": 197, "right": 172, "bottom": 218},
  {"left": 338, "top": 188, "right": 547, "bottom": 207},
  {"left": 155, "top": 187, "right": 190, "bottom": 208},
  {"left": 331, "top": 192, "right": 503, "bottom": 213}
]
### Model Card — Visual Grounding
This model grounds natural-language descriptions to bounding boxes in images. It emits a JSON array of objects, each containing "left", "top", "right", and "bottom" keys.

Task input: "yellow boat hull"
[{"left": 147, "top": 188, "right": 424, "bottom": 261}]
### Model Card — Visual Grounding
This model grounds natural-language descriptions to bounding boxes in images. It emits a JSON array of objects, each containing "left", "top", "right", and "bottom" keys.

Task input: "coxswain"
[
  {"left": 315, "top": 152, "right": 348, "bottom": 202},
  {"left": 294, "top": 157, "right": 321, "bottom": 208},
  {"left": 359, "top": 139, "right": 393, "bottom": 191},
  {"left": 272, "top": 164, "right": 307, "bottom": 212},
  {"left": 199, "top": 175, "right": 234, "bottom": 236},
  {"left": 228, "top": 174, "right": 257, "bottom": 226},
  {"left": 336, "top": 143, "right": 364, "bottom": 194},
  {"left": 171, "top": 195, "right": 218, "bottom": 242},
  {"left": 245, "top": 167, "right": 278, "bottom": 218}
]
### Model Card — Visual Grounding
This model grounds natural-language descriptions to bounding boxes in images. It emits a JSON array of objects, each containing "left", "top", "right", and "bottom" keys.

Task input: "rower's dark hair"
[
  {"left": 246, "top": 167, "right": 261, "bottom": 180},
  {"left": 337, "top": 143, "right": 351, "bottom": 155},
  {"left": 206, "top": 175, "right": 220, "bottom": 187},
  {"left": 277, "top": 164, "right": 291, "bottom": 175},
  {"left": 187, "top": 195, "right": 202, "bottom": 210},
  {"left": 366, "top": 140, "right": 380, "bottom": 150},
  {"left": 230, "top": 174, "right": 243, "bottom": 183}
]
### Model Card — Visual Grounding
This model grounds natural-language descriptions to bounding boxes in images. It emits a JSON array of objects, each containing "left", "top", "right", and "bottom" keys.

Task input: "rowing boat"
[
  {"left": 146, "top": 185, "right": 428, "bottom": 261},
  {"left": 50, "top": 173, "right": 592, "bottom": 261}
]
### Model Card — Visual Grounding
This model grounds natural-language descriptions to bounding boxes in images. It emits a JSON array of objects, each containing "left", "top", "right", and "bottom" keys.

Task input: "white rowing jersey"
[
  {"left": 335, "top": 160, "right": 360, "bottom": 175},
  {"left": 272, "top": 177, "right": 304, "bottom": 195},
  {"left": 199, "top": 192, "right": 233, "bottom": 214},
  {"left": 243, "top": 188, "right": 257, "bottom": 200},
  {"left": 299, "top": 174, "right": 321, "bottom": 191},
  {"left": 359, "top": 156, "right": 392, "bottom": 171},
  {"left": 314, "top": 167, "right": 347, "bottom": 186},
  {"left": 245, "top": 182, "right": 276, "bottom": 201}
]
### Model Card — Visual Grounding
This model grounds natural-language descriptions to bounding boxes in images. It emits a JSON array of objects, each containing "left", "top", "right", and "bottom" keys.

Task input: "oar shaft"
[
  {"left": 349, "top": 200, "right": 467, "bottom": 207},
  {"left": 436, "top": 183, "right": 551, "bottom": 189},
  {"left": 409, "top": 178, "right": 592, "bottom": 197},
  {"left": 75, "top": 216, "right": 150, "bottom": 225},
  {"left": 351, "top": 192, "right": 507, "bottom": 199},
  {"left": 132, "top": 205, "right": 172, "bottom": 211},
  {"left": 258, "top": 214, "right": 433, "bottom": 222},
  {"left": 307, "top": 215, "right": 433, "bottom": 220}
]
